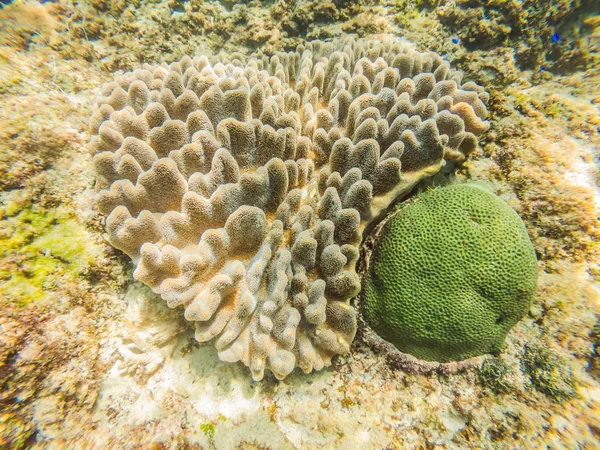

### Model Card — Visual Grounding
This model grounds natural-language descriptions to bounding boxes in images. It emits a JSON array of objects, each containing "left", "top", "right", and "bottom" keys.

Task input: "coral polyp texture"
[
  {"left": 362, "top": 184, "right": 538, "bottom": 363},
  {"left": 89, "top": 35, "right": 490, "bottom": 380}
]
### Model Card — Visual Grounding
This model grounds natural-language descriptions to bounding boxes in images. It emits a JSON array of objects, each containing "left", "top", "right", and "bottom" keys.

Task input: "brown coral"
[{"left": 89, "top": 35, "right": 489, "bottom": 380}]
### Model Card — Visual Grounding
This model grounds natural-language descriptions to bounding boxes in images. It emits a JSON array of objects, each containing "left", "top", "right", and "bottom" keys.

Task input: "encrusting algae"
[
  {"left": 0, "top": 202, "right": 99, "bottom": 304},
  {"left": 0, "top": 0, "right": 599, "bottom": 449}
]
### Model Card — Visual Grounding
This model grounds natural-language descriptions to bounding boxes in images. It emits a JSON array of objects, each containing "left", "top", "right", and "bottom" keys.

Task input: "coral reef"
[
  {"left": 0, "top": 0, "right": 58, "bottom": 50},
  {"left": 0, "top": 41, "right": 100, "bottom": 192},
  {"left": 477, "top": 79, "right": 600, "bottom": 265},
  {"left": 5, "top": 0, "right": 594, "bottom": 83},
  {"left": 89, "top": 35, "right": 490, "bottom": 380},
  {"left": 436, "top": 0, "right": 600, "bottom": 74},
  {"left": 0, "top": 0, "right": 598, "bottom": 448},
  {"left": 361, "top": 183, "right": 538, "bottom": 362}
]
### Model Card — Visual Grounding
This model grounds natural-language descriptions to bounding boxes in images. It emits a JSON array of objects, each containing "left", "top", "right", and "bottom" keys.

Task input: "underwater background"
[{"left": 0, "top": 0, "right": 599, "bottom": 448}]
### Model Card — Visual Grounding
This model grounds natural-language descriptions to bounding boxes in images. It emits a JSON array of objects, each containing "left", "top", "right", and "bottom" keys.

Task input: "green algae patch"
[
  {"left": 0, "top": 202, "right": 98, "bottom": 305},
  {"left": 199, "top": 422, "right": 216, "bottom": 439},
  {"left": 479, "top": 358, "right": 515, "bottom": 394},
  {"left": 361, "top": 183, "right": 538, "bottom": 363},
  {"left": 520, "top": 344, "right": 577, "bottom": 403}
]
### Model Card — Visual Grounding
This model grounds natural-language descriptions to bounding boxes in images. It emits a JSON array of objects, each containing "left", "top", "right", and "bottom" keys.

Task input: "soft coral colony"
[{"left": 89, "top": 35, "right": 492, "bottom": 381}]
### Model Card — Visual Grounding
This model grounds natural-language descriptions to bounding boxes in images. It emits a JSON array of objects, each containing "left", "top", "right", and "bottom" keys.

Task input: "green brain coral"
[{"left": 362, "top": 183, "right": 538, "bottom": 362}]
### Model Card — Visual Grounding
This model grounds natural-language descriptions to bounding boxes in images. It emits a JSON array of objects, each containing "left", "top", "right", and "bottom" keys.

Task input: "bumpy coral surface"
[
  {"left": 362, "top": 183, "right": 538, "bottom": 363},
  {"left": 89, "top": 35, "right": 490, "bottom": 380}
]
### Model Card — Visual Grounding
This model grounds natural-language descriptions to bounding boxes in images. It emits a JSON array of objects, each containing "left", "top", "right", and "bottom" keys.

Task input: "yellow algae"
[
  {"left": 0, "top": 204, "right": 98, "bottom": 305},
  {"left": 583, "top": 15, "right": 600, "bottom": 29},
  {"left": 199, "top": 422, "right": 216, "bottom": 438}
]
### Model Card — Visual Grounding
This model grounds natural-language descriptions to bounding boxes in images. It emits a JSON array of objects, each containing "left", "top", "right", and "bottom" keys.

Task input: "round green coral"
[{"left": 362, "top": 183, "right": 538, "bottom": 362}]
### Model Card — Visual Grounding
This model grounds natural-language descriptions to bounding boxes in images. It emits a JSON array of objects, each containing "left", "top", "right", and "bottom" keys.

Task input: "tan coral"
[{"left": 89, "top": 35, "right": 490, "bottom": 381}]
